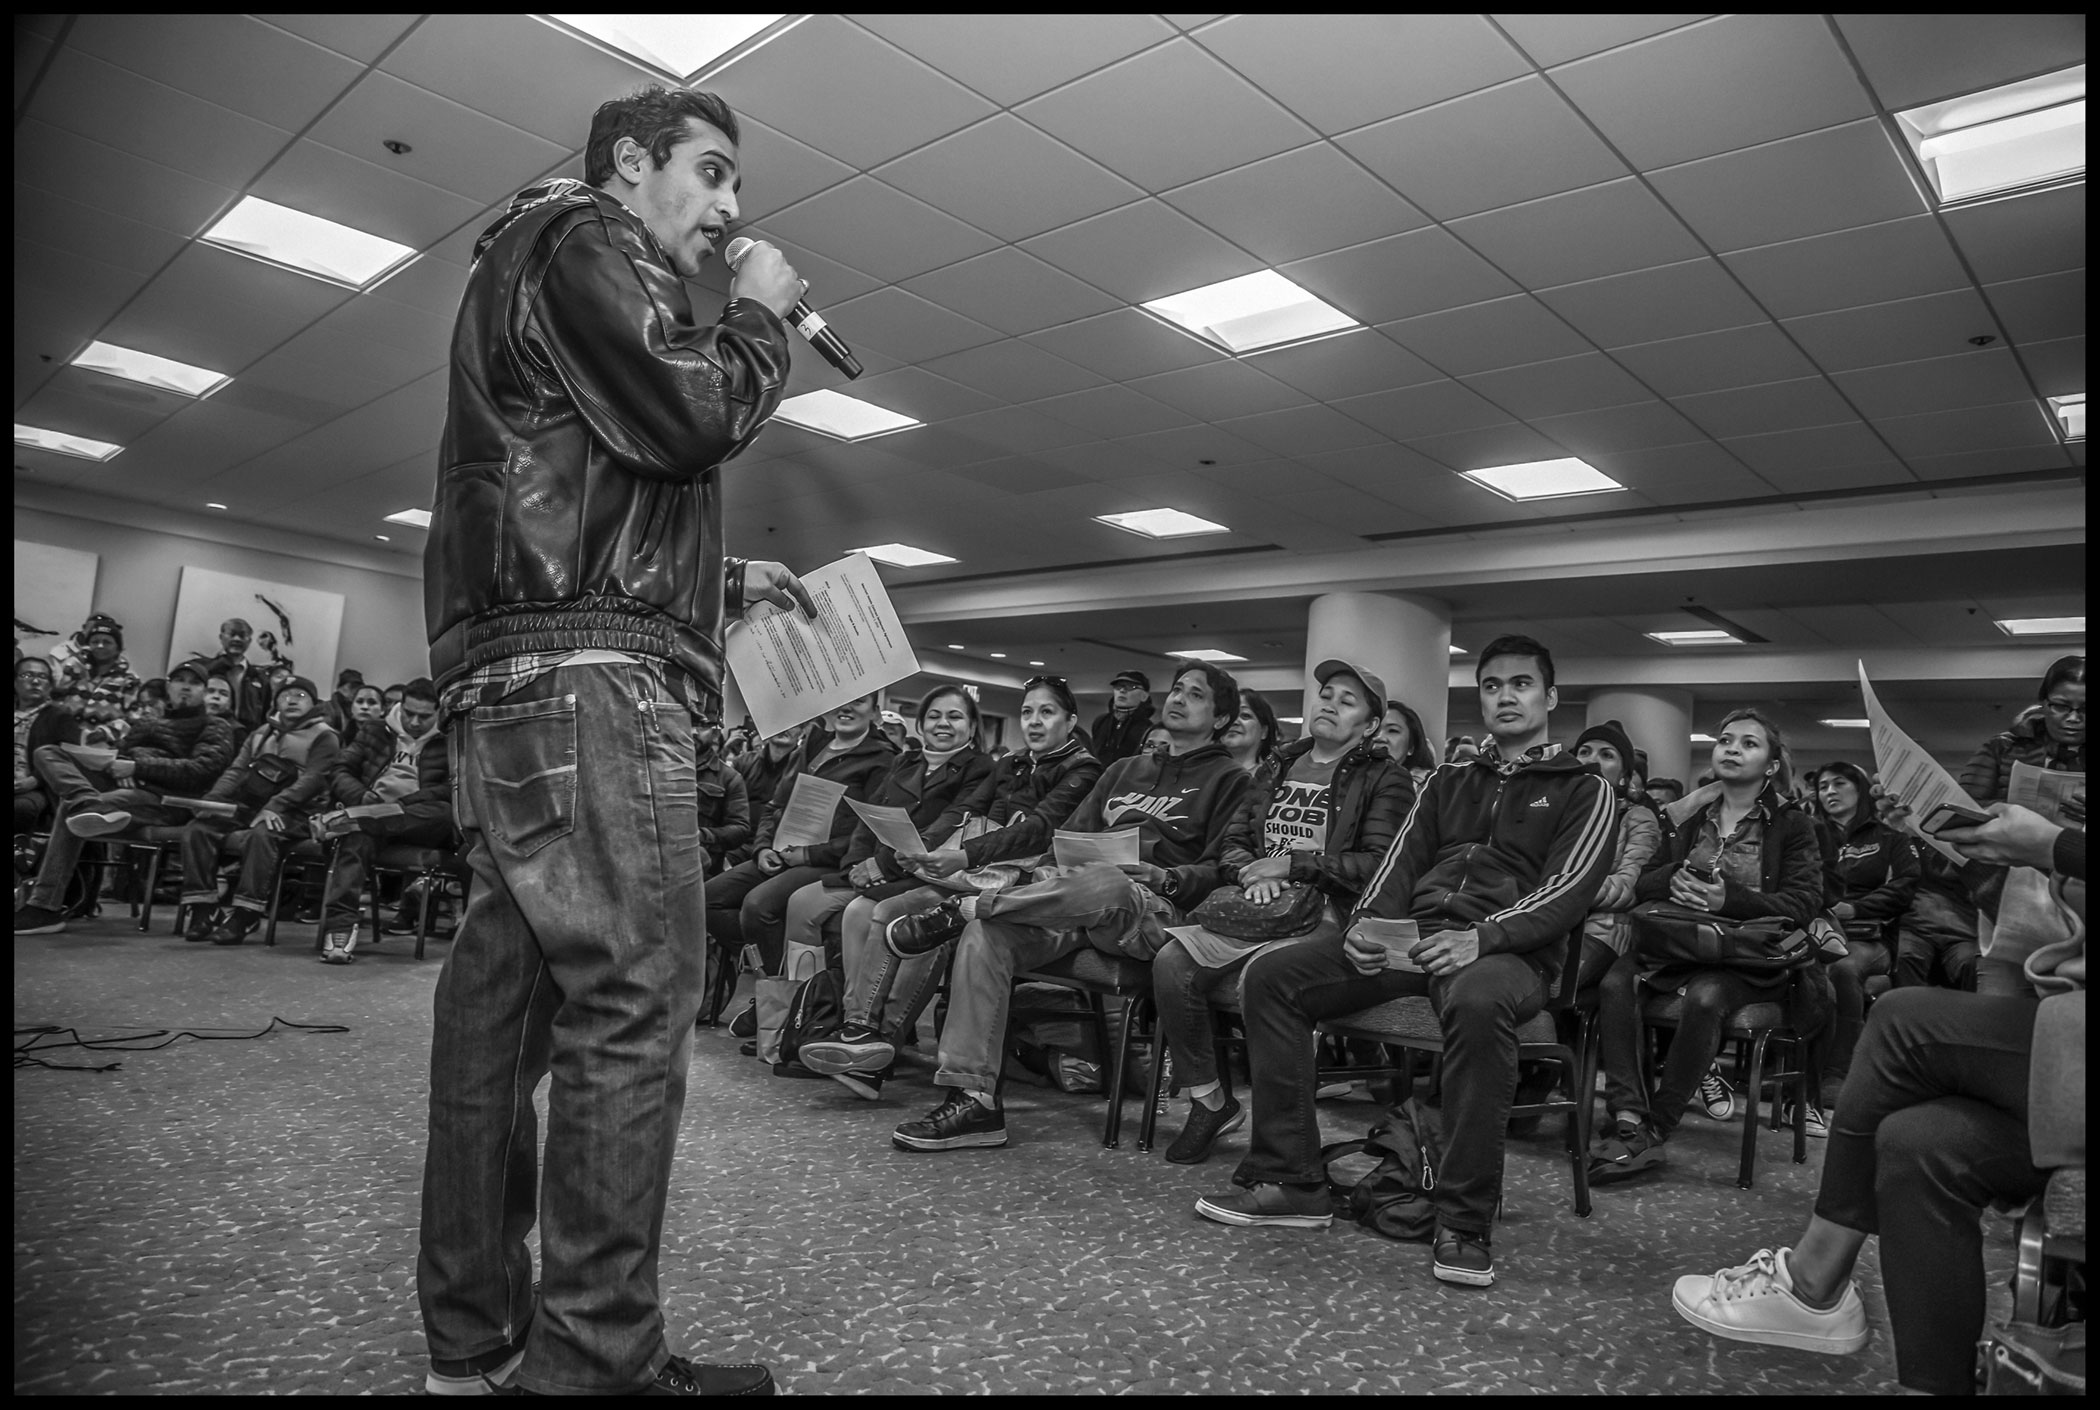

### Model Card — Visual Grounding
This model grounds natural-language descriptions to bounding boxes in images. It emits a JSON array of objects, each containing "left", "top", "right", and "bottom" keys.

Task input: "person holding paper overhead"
[
  {"left": 311, "top": 679, "right": 453, "bottom": 965},
  {"left": 883, "top": 662, "right": 1252, "bottom": 1153}
]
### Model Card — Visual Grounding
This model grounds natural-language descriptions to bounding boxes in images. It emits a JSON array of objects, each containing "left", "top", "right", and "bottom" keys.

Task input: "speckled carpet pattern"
[{"left": 17, "top": 915, "right": 2008, "bottom": 1394}]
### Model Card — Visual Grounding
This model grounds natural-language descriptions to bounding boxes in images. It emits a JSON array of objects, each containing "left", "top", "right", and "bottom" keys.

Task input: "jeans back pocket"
[{"left": 470, "top": 692, "right": 578, "bottom": 857}]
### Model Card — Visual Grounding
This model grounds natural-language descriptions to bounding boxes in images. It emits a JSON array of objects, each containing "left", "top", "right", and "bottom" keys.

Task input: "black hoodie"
[{"left": 1062, "top": 740, "right": 1252, "bottom": 908}]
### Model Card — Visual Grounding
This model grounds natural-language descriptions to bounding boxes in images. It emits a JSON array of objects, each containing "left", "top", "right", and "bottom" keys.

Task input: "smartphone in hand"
[{"left": 1919, "top": 802, "right": 1993, "bottom": 836}]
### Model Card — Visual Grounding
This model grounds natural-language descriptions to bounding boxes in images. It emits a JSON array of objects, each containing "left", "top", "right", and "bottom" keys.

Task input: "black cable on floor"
[{"left": 12, "top": 1016, "right": 351, "bottom": 1072}]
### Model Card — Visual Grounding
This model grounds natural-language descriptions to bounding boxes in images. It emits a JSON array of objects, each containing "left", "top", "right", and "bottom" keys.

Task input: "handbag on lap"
[
  {"left": 1629, "top": 900, "right": 1815, "bottom": 976},
  {"left": 1189, "top": 881, "right": 1325, "bottom": 942}
]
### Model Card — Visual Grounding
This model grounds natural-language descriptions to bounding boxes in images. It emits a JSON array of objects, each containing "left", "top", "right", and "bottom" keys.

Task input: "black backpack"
[
  {"left": 1321, "top": 1096, "right": 1445, "bottom": 1243},
  {"left": 777, "top": 967, "right": 844, "bottom": 1065}
]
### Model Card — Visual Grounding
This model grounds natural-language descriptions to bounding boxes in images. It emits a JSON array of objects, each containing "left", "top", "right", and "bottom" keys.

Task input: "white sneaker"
[
  {"left": 1697, "top": 1064, "right": 1736, "bottom": 1120},
  {"left": 1672, "top": 1247, "right": 1869, "bottom": 1354},
  {"left": 65, "top": 808, "right": 133, "bottom": 838},
  {"left": 318, "top": 928, "right": 360, "bottom": 965}
]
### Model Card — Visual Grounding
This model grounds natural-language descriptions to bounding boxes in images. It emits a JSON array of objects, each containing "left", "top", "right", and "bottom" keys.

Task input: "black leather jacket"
[{"left": 425, "top": 180, "right": 792, "bottom": 708}]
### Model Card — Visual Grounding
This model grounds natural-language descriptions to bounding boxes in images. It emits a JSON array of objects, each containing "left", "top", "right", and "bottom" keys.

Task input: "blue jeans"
[{"left": 417, "top": 662, "right": 705, "bottom": 1395}]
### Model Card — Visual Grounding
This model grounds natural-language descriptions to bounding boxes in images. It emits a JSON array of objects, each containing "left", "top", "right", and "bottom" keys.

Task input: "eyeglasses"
[
  {"left": 1024, "top": 675, "right": 1070, "bottom": 690},
  {"left": 2044, "top": 697, "right": 2086, "bottom": 719}
]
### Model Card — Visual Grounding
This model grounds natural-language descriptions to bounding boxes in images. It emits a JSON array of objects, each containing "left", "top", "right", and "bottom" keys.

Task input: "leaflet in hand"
[
  {"left": 724, "top": 553, "right": 922, "bottom": 739},
  {"left": 771, "top": 773, "right": 848, "bottom": 850},
  {"left": 161, "top": 796, "right": 240, "bottom": 818},
  {"left": 1052, "top": 828, "right": 1141, "bottom": 869},
  {"left": 344, "top": 802, "right": 405, "bottom": 820},
  {"left": 60, "top": 743, "right": 118, "bottom": 770},
  {"left": 846, "top": 798, "right": 928, "bottom": 857},
  {"left": 1348, "top": 916, "right": 1424, "bottom": 972},
  {"left": 2007, "top": 761, "right": 2085, "bottom": 829},
  {"left": 1858, "top": 662, "right": 1985, "bottom": 864},
  {"left": 1164, "top": 924, "right": 1264, "bottom": 969}
]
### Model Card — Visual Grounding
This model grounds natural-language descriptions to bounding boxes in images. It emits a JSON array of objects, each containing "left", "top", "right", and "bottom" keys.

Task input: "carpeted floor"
[{"left": 15, "top": 913, "right": 2009, "bottom": 1394}]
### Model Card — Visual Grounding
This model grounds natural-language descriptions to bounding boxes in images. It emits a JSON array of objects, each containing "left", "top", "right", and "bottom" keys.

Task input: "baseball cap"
[
  {"left": 1109, "top": 670, "right": 1151, "bottom": 691},
  {"left": 167, "top": 658, "right": 210, "bottom": 684},
  {"left": 1313, "top": 658, "right": 1387, "bottom": 717},
  {"left": 880, "top": 709, "right": 906, "bottom": 727}
]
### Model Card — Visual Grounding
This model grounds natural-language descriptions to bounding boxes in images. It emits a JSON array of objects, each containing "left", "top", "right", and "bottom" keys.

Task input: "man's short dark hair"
[
  {"left": 1475, "top": 633, "right": 1555, "bottom": 691},
  {"left": 585, "top": 86, "right": 741, "bottom": 188},
  {"left": 402, "top": 677, "right": 441, "bottom": 708},
  {"left": 1173, "top": 662, "right": 1241, "bottom": 740}
]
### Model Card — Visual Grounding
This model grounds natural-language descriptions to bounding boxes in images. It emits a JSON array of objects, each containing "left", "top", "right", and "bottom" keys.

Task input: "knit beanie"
[
  {"left": 274, "top": 674, "right": 321, "bottom": 708},
  {"left": 1573, "top": 719, "right": 1637, "bottom": 769}
]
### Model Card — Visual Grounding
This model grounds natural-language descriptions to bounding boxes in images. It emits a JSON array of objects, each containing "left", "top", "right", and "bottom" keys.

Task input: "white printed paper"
[
  {"left": 1052, "top": 828, "right": 1141, "bottom": 869},
  {"left": 1348, "top": 916, "right": 1425, "bottom": 971},
  {"left": 2007, "top": 761, "right": 2085, "bottom": 828},
  {"left": 1164, "top": 924, "right": 1263, "bottom": 969},
  {"left": 1859, "top": 662, "right": 1985, "bottom": 864},
  {"left": 344, "top": 802, "right": 405, "bottom": 820},
  {"left": 724, "top": 553, "right": 921, "bottom": 739},
  {"left": 162, "top": 796, "right": 240, "bottom": 818},
  {"left": 846, "top": 798, "right": 928, "bottom": 857},
  {"left": 771, "top": 773, "right": 848, "bottom": 850}
]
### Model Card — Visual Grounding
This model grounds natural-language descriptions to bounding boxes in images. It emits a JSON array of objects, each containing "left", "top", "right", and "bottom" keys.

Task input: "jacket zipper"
[{"left": 1449, "top": 768, "right": 1506, "bottom": 911}]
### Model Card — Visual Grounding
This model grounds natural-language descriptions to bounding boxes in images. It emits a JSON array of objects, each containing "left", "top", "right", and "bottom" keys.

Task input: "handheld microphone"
[{"left": 723, "top": 237, "right": 863, "bottom": 380}]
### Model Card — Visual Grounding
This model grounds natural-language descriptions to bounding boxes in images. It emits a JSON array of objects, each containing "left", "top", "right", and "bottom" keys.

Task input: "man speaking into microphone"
[{"left": 418, "top": 86, "right": 809, "bottom": 1397}]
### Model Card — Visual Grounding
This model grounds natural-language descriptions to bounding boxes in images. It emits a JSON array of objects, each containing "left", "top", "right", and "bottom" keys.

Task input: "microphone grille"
[{"left": 723, "top": 236, "right": 755, "bottom": 268}]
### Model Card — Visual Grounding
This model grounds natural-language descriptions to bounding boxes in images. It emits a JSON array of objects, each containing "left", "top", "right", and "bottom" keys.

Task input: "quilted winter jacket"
[
  {"left": 961, "top": 735, "right": 1104, "bottom": 868},
  {"left": 1217, "top": 737, "right": 1417, "bottom": 905},
  {"left": 123, "top": 704, "right": 242, "bottom": 796},
  {"left": 842, "top": 746, "right": 998, "bottom": 879}
]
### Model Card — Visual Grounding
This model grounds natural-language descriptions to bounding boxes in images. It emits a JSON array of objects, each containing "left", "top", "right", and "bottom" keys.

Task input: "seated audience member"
[
  {"left": 1152, "top": 660, "right": 1413, "bottom": 1164},
  {"left": 266, "top": 660, "right": 296, "bottom": 697},
  {"left": 1141, "top": 723, "right": 1174, "bottom": 758},
  {"left": 324, "top": 669, "right": 368, "bottom": 737},
  {"left": 1588, "top": 709, "right": 1833, "bottom": 1185},
  {"left": 729, "top": 725, "right": 802, "bottom": 866},
  {"left": 694, "top": 719, "right": 751, "bottom": 879},
  {"left": 201, "top": 670, "right": 235, "bottom": 718},
  {"left": 382, "top": 682, "right": 408, "bottom": 714},
  {"left": 312, "top": 678, "right": 449, "bottom": 963},
  {"left": 14, "top": 656, "right": 78, "bottom": 833},
  {"left": 177, "top": 675, "right": 339, "bottom": 946},
  {"left": 1566, "top": 720, "right": 1662, "bottom": 1095},
  {"left": 1815, "top": 761, "right": 1918, "bottom": 1096},
  {"left": 14, "top": 660, "right": 240, "bottom": 935},
  {"left": 883, "top": 663, "right": 1252, "bottom": 1152},
  {"left": 54, "top": 614, "right": 140, "bottom": 739},
  {"left": 705, "top": 695, "right": 894, "bottom": 984},
  {"left": 1670, "top": 799, "right": 2082, "bottom": 1396},
  {"left": 1090, "top": 669, "right": 1156, "bottom": 767},
  {"left": 1220, "top": 687, "right": 1281, "bottom": 775},
  {"left": 1375, "top": 699, "right": 1436, "bottom": 785},
  {"left": 1196, "top": 637, "right": 1611, "bottom": 1289},
  {"left": 877, "top": 708, "right": 912, "bottom": 753},
  {"left": 200, "top": 618, "right": 270, "bottom": 729},
  {"left": 1444, "top": 734, "right": 1481, "bottom": 766},
  {"left": 1960, "top": 654, "right": 2085, "bottom": 805},
  {"left": 114, "top": 677, "right": 171, "bottom": 744},
  {"left": 801, "top": 677, "right": 1103, "bottom": 1099},
  {"left": 1645, "top": 777, "right": 1686, "bottom": 810},
  {"left": 1893, "top": 848, "right": 1981, "bottom": 991}
]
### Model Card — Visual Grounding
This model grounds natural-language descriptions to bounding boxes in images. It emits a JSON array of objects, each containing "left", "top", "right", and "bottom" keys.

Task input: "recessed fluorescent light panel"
[
  {"left": 384, "top": 508, "right": 434, "bottom": 529},
  {"left": 544, "top": 14, "right": 788, "bottom": 81},
  {"left": 2048, "top": 393, "right": 2085, "bottom": 440},
  {"left": 14, "top": 424, "right": 121, "bottom": 461},
  {"left": 202, "top": 196, "right": 417, "bottom": 288},
  {"left": 1448, "top": 645, "right": 1467, "bottom": 655},
  {"left": 1896, "top": 66, "right": 2085, "bottom": 204},
  {"left": 852, "top": 543, "right": 956, "bottom": 568},
  {"left": 772, "top": 389, "right": 920, "bottom": 442},
  {"left": 1170, "top": 648, "right": 1247, "bottom": 663},
  {"left": 1995, "top": 616, "right": 2086, "bottom": 636},
  {"left": 1819, "top": 719, "right": 1872, "bottom": 729},
  {"left": 1141, "top": 270, "right": 1359, "bottom": 355},
  {"left": 71, "top": 342, "right": 229, "bottom": 398},
  {"left": 1096, "top": 508, "right": 1228, "bottom": 538},
  {"left": 1689, "top": 733, "right": 1717, "bottom": 744},
  {"left": 1647, "top": 629, "right": 1741, "bottom": 646},
  {"left": 1463, "top": 458, "right": 1624, "bottom": 501}
]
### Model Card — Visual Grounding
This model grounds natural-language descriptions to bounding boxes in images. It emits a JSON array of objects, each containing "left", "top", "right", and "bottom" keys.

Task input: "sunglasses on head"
[{"left": 1024, "top": 675, "right": 1070, "bottom": 690}]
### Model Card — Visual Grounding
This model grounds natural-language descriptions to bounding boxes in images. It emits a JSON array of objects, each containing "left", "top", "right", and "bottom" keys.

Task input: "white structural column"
[
  {"left": 1304, "top": 591, "right": 1450, "bottom": 752},
  {"left": 1586, "top": 687, "right": 1695, "bottom": 789}
]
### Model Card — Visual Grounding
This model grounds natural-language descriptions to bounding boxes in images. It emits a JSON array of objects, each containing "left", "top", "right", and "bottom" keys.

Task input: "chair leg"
[
  {"left": 137, "top": 845, "right": 160, "bottom": 933},
  {"left": 1102, "top": 994, "right": 1135, "bottom": 1150},
  {"left": 262, "top": 851, "right": 288, "bottom": 947},
  {"left": 415, "top": 869, "right": 436, "bottom": 961},
  {"left": 1737, "top": 1031, "right": 1771, "bottom": 1190},
  {"left": 1137, "top": 1000, "right": 1165, "bottom": 1154},
  {"left": 314, "top": 845, "right": 343, "bottom": 954},
  {"left": 1790, "top": 1036, "right": 1808, "bottom": 1166},
  {"left": 1553, "top": 1042, "right": 1592, "bottom": 1219}
]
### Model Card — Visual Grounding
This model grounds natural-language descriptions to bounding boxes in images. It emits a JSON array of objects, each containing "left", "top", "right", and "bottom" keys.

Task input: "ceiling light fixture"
[
  {"left": 1448, "top": 645, "right": 1466, "bottom": 655},
  {"left": 947, "top": 643, "right": 967, "bottom": 651},
  {"left": 989, "top": 652, "right": 1006, "bottom": 659},
  {"left": 384, "top": 508, "right": 433, "bottom": 529},
  {"left": 14, "top": 424, "right": 121, "bottom": 461},
  {"left": 1028, "top": 660, "right": 1046, "bottom": 667},
  {"left": 375, "top": 534, "right": 391, "bottom": 542},
  {"left": 1278, "top": 716, "right": 1304, "bottom": 724},
  {"left": 2047, "top": 392, "right": 2085, "bottom": 440},
  {"left": 1170, "top": 648, "right": 1247, "bottom": 663},
  {"left": 850, "top": 542, "right": 956, "bottom": 568},
  {"left": 1995, "top": 616, "right": 2086, "bottom": 636},
  {"left": 1647, "top": 629, "right": 1742, "bottom": 646},
  {"left": 1895, "top": 66, "right": 2085, "bottom": 204},
  {"left": 542, "top": 13, "right": 791, "bottom": 82},
  {"left": 202, "top": 196, "right": 418, "bottom": 288},
  {"left": 1689, "top": 732, "right": 1717, "bottom": 744},
  {"left": 772, "top": 389, "right": 920, "bottom": 442},
  {"left": 1819, "top": 718, "right": 1871, "bottom": 729},
  {"left": 1462, "top": 457, "right": 1625, "bottom": 501},
  {"left": 1095, "top": 508, "right": 1229, "bottom": 538},
  {"left": 1141, "top": 270, "right": 1360, "bottom": 355},
  {"left": 71, "top": 341, "right": 229, "bottom": 398},
  {"left": 205, "top": 502, "right": 228, "bottom": 510}
]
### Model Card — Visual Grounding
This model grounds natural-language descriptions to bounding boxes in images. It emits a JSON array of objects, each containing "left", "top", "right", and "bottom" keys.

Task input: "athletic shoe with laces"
[
  {"left": 884, "top": 900, "right": 969, "bottom": 958},
  {"left": 183, "top": 906, "right": 219, "bottom": 942},
  {"left": 13, "top": 903, "right": 68, "bottom": 935},
  {"left": 892, "top": 1090, "right": 1006, "bottom": 1151},
  {"left": 1671, "top": 1246, "right": 1869, "bottom": 1354},
  {"left": 728, "top": 1001, "right": 758, "bottom": 1040},
  {"left": 1194, "top": 1182, "right": 1333, "bottom": 1228},
  {"left": 64, "top": 808, "right": 133, "bottom": 838},
  {"left": 424, "top": 1328, "right": 529, "bottom": 1395},
  {"left": 1587, "top": 1117, "right": 1668, "bottom": 1183},
  {"left": 641, "top": 1354, "right": 775, "bottom": 1396},
  {"left": 1789, "top": 1103, "right": 1830, "bottom": 1140},
  {"left": 1165, "top": 1092, "right": 1246, "bottom": 1165},
  {"left": 831, "top": 1063, "right": 892, "bottom": 1102},
  {"left": 1432, "top": 1228, "right": 1495, "bottom": 1287},
  {"left": 210, "top": 909, "right": 260, "bottom": 946},
  {"left": 1697, "top": 1064, "right": 1736, "bottom": 1121},
  {"left": 797, "top": 1023, "right": 896, "bottom": 1076}
]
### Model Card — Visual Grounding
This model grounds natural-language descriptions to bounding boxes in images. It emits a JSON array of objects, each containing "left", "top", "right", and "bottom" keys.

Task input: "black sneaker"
[
  {"left": 892, "top": 1090, "right": 1006, "bottom": 1151},
  {"left": 1432, "top": 1228, "right": 1495, "bottom": 1287},
  {"left": 884, "top": 900, "right": 969, "bottom": 958},
  {"left": 831, "top": 1064, "right": 891, "bottom": 1102},
  {"left": 210, "top": 909, "right": 260, "bottom": 946},
  {"left": 13, "top": 903, "right": 67, "bottom": 935},
  {"left": 641, "top": 1354, "right": 775, "bottom": 1396},
  {"left": 1588, "top": 1117, "right": 1668, "bottom": 1184},
  {"left": 729, "top": 1001, "right": 758, "bottom": 1040},
  {"left": 183, "top": 906, "right": 219, "bottom": 942},
  {"left": 770, "top": 1059, "right": 829, "bottom": 1080},
  {"left": 424, "top": 1328, "right": 529, "bottom": 1395},
  {"left": 1164, "top": 1092, "right": 1245, "bottom": 1165},
  {"left": 797, "top": 1023, "right": 896, "bottom": 1076}
]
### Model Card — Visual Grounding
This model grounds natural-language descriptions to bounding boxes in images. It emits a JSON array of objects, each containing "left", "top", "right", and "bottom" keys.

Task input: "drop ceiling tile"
[
  {"left": 1873, "top": 401, "right": 2060, "bottom": 458},
  {"left": 1718, "top": 421, "right": 1904, "bottom": 477},
  {"left": 121, "top": 397, "right": 307, "bottom": 477},
  {"left": 1670, "top": 376, "right": 1856, "bottom": 439},
  {"left": 1298, "top": 441, "right": 1452, "bottom": 491},
  {"left": 1610, "top": 323, "right": 1820, "bottom": 397},
  {"left": 850, "top": 12, "right": 1175, "bottom": 106},
  {"left": 1283, "top": 228, "right": 1520, "bottom": 326},
  {"left": 1720, "top": 215, "right": 1970, "bottom": 319},
  {"left": 1462, "top": 352, "right": 1653, "bottom": 419},
  {"left": 739, "top": 243, "right": 885, "bottom": 313},
  {"left": 1836, "top": 349, "right": 2038, "bottom": 421},
  {"left": 1256, "top": 479, "right": 1433, "bottom": 536},
  {"left": 1215, "top": 404, "right": 1394, "bottom": 457},
  {"left": 2019, "top": 336, "right": 2084, "bottom": 399},
  {"left": 1033, "top": 438, "right": 1182, "bottom": 481},
  {"left": 920, "top": 338, "right": 1104, "bottom": 402},
  {"left": 823, "top": 287, "right": 1003, "bottom": 365},
  {"left": 872, "top": 115, "right": 1143, "bottom": 245},
  {"left": 1027, "top": 384, "right": 1196, "bottom": 439},
  {"left": 1248, "top": 328, "right": 1443, "bottom": 401},
  {"left": 855, "top": 423, "right": 1002, "bottom": 472},
  {"left": 1756, "top": 456, "right": 1917, "bottom": 495},
  {"left": 719, "top": 118, "right": 859, "bottom": 224},
  {"left": 1783, "top": 289, "right": 1999, "bottom": 373},
  {"left": 1127, "top": 361, "right": 1310, "bottom": 422},
  {"left": 1603, "top": 455, "right": 1773, "bottom": 505},
  {"left": 28, "top": 49, "right": 293, "bottom": 191},
  {"left": 1584, "top": 438, "right": 1756, "bottom": 488},
  {"left": 1403, "top": 422, "right": 1569, "bottom": 471},
  {"left": 840, "top": 367, "right": 1001, "bottom": 425},
  {"left": 69, "top": 12, "right": 362, "bottom": 132},
  {"left": 1528, "top": 401, "right": 1710, "bottom": 455},
  {"left": 247, "top": 140, "right": 477, "bottom": 251},
  {"left": 14, "top": 189, "right": 188, "bottom": 278},
  {"left": 1446, "top": 178, "right": 1705, "bottom": 289},
  {"left": 1553, "top": 15, "right": 1873, "bottom": 171},
  {"left": 759, "top": 176, "right": 998, "bottom": 284},
  {"left": 1539, "top": 259, "right": 1766, "bottom": 347},
  {"left": 1984, "top": 271, "right": 2085, "bottom": 348},
  {"left": 324, "top": 292, "right": 457, "bottom": 365},
  {"left": 380, "top": 16, "right": 655, "bottom": 147},
  {"left": 1332, "top": 380, "right": 1513, "bottom": 441},
  {"left": 782, "top": 340, "right": 904, "bottom": 399},
  {"left": 1020, "top": 199, "right": 1260, "bottom": 304},
  {"left": 1941, "top": 183, "right": 2086, "bottom": 285},
  {"left": 14, "top": 122, "right": 238, "bottom": 241},
  {"left": 1194, "top": 13, "right": 1531, "bottom": 136},
  {"left": 902, "top": 247, "right": 1122, "bottom": 338},
  {"left": 1832, "top": 13, "right": 2087, "bottom": 110},
  {"left": 1906, "top": 445, "right": 2072, "bottom": 482},
  {"left": 1119, "top": 422, "right": 1274, "bottom": 469},
  {"left": 259, "top": 321, "right": 431, "bottom": 399},
  {"left": 1024, "top": 308, "right": 1225, "bottom": 383},
  {"left": 1195, "top": 459, "right": 1322, "bottom": 497},
  {"left": 706, "top": 16, "right": 995, "bottom": 170},
  {"left": 1492, "top": 13, "right": 1712, "bottom": 67},
  {"left": 1162, "top": 143, "right": 1429, "bottom": 264},
  {"left": 308, "top": 72, "right": 569, "bottom": 207},
  {"left": 19, "top": 377, "right": 183, "bottom": 444},
  {"left": 255, "top": 13, "right": 423, "bottom": 63},
  {"left": 368, "top": 255, "right": 471, "bottom": 317},
  {"left": 1378, "top": 295, "right": 1592, "bottom": 376},
  {"left": 952, "top": 455, "right": 1092, "bottom": 496},
  {"left": 1339, "top": 77, "right": 1629, "bottom": 221},
  {"left": 1647, "top": 120, "right": 1926, "bottom": 253},
  {"left": 99, "top": 242, "right": 354, "bottom": 372}
]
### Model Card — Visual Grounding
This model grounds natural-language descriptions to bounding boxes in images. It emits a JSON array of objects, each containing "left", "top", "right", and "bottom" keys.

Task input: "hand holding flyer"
[
  {"left": 771, "top": 774, "right": 848, "bottom": 850},
  {"left": 1052, "top": 828, "right": 1141, "bottom": 869},
  {"left": 1858, "top": 662, "right": 1987, "bottom": 864},
  {"left": 724, "top": 554, "right": 922, "bottom": 739},
  {"left": 846, "top": 798, "right": 928, "bottom": 857}
]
